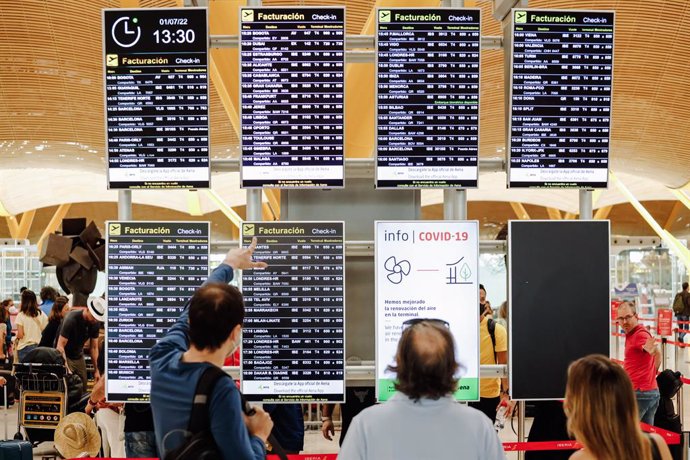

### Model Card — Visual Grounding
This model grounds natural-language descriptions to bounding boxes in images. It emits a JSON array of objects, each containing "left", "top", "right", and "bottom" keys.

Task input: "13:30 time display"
[{"left": 153, "top": 29, "right": 196, "bottom": 44}]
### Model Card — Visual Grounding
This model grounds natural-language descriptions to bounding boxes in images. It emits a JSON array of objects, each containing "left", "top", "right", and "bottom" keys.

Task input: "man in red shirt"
[{"left": 617, "top": 301, "right": 661, "bottom": 425}]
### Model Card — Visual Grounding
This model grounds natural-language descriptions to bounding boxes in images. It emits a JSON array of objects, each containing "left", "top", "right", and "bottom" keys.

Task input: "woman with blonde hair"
[{"left": 565, "top": 354, "right": 671, "bottom": 460}]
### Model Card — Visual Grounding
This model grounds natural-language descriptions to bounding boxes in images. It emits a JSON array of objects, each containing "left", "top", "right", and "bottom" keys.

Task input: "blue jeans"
[
  {"left": 125, "top": 431, "right": 159, "bottom": 458},
  {"left": 636, "top": 389, "right": 660, "bottom": 425},
  {"left": 677, "top": 314, "right": 689, "bottom": 342},
  {"left": 17, "top": 344, "right": 37, "bottom": 362}
]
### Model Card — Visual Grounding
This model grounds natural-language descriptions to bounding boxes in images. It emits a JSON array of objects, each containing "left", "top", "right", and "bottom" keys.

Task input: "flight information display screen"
[
  {"left": 376, "top": 9, "right": 481, "bottom": 188},
  {"left": 106, "top": 221, "right": 209, "bottom": 402},
  {"left": 103, "top": 8, "right": 210, "bottom": 189},
  {"left": 241, "top": 221, "right": 345, "bottom": 402},
  {"left": 240, "top": 7, "right": 345, "bottom": 188},
  {"left": 508, "top": 9, "right": 614, "bottom": 188}
]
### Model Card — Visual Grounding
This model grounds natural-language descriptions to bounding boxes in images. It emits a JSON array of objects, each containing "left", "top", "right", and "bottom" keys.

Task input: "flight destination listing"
[
  {"left": 377, "top": 9, "right": 481, "bottom": 188},
  {"left": 241, "top": 221, "right": 345, "bottom": 402},
  {"left": 240, "top": 8, "right": 345, "bottom": 188},
  {"left": 103, "top": 8, "right": 210, "bottom": 189},
  {"left": 509, "top": 9, "right": 614, "bottom": 188},
  {"left": 106, "top": 221, "right": 209, "bottom": 402}
]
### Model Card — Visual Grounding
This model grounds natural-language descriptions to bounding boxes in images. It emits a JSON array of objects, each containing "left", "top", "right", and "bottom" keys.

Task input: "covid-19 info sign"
[{"left": 375, "top": 221, "right": 479, "bottom": 402}]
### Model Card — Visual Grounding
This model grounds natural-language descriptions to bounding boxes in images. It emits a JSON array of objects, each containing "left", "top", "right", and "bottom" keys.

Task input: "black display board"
[
  {"left": 376, "top": 8, "right": 480, "bottom": 188},
  {"left": 103, "top": 8, "right": 210, "bottom": 189},
  {"left": 508, "top": 9, "right": 614, "bottom": 188},
  {"left": 106, "top": 221, "right": 209, "bottom": 402},
  {"left": 240, "top": 7, "right": 345, "bottom": 188},
  {"left": 509, "top": 220, "right": 609, "bottom": 400},
  {"left": 241, "top": 221, "right": 345, "bottom": 402}
]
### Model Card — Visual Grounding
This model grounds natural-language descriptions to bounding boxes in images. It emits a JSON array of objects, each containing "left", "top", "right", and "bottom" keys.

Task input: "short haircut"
[
  {"left": 479, "top": 284, "right": 486, "bottom": 292},
  {"left": 388, "top": 321, "right": 458, "bottom": 400},
  {"left": 683, "top": 282, "right": 689, "bottom": 291},
  {"left": 618, "top": 301, "right": 636, "bottom": 315},
  {"left": 188, "top": 283, "right": 245, "bottom": 351},
  {"left": 40, "top": 286, "right": 58, "bottom": 302}
]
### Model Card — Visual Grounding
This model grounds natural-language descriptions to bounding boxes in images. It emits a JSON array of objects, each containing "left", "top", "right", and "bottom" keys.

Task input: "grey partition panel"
[
  {"left": 509, "top": 220, "right": 610, "bottom": 400},
  {"left": 283, "top": 178, "right": 419, "bottom": 359}
]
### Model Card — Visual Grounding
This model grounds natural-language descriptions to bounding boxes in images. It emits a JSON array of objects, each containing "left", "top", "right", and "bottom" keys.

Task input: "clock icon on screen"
[{"left": 112, "top": 16, "right": 141, "bottom": 48}]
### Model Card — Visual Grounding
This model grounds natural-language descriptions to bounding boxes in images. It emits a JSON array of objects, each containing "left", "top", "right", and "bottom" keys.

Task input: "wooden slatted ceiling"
[
  {"left": 1, "top": 0, "right": 689, "bottom": 194},
  {"left": 0, "top": 0, "right": 237, "bottom": 164},
  {"left": 532, "top": 0, "right": 690, "bottom": 188}
]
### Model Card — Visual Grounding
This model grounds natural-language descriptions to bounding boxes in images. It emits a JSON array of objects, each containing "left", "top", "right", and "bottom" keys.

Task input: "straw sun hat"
[{"left": 54, "top": 412, "right": 101, "bottom": 458}]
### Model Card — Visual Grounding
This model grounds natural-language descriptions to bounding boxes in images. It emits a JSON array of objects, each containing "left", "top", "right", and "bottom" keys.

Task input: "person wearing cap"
[{"left": 56, "top": 296, "right": 105, "bottom": 393}]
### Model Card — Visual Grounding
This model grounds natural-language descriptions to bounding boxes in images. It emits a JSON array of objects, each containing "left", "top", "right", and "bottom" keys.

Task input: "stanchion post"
[
  {"left": 677, "top": 333, "right": 682, "bottom": 373},
  {"left": 662, "top": 338, "right": 668, "bottom": 370},
  {"left": 682, "top": 431, "right": 688, "bottom": 460},
  {"left": 517, "top": 400, "right": 526, "bottom": 460}
]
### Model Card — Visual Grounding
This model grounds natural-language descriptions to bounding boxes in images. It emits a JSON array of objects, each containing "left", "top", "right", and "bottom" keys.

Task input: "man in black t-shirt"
[{"left": 57, "top": 297, "right": 104, "bottom": 393}]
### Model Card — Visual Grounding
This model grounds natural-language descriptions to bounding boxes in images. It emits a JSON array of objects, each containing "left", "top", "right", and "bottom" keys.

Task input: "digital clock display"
[
  {"left": 103, "top": 8, "right": 210, "bottom": 189},
  {"left": 153, "top": 29, "right": 196, "bottom": 44}
]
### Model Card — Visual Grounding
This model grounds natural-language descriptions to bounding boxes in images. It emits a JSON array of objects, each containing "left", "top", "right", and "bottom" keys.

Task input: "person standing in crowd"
[
  {"left": 56, "top": 297, "right": 104, "bottom": 391},
  {"left": 495, "top": 301, "right": 508, "bottom": 329},
  {"left": 673, "top": 282, "right": 690, "bottom": 341},
  {"left": 479, "top": 284, "right": 491, "bottom": 316},
  {"left": 616, "top": 301, "right": 661, "bottom": 425},
  {"left": 39, "top": 286, "right": 58, "bottom": 317},
  {"left": 470, "top": 285, "right": 514, "bottom": 423},
  {"left": 0, "top": 299, "right": 11, "bottom": 360},
  {"left": 338, "top": 320, "right": 504, "bottom": 460},
  {"left": 150, "top": 239, "right": 273, "bottom": 460},
  {"left": 565, "top": 354, "right": 671, "bottom": 460},
  {"left": 0, "top": 299, "right": 13, "bottom": 357},
  {"left": 39, "top": 295, "right": 69, "bottom": 348},
  {"left": 15, "top": 290, "right": 48, "bottom": 362},
  {"left": 123, "top": 403, "right": 159, "bottom": 458},
  {"left": 321, "top": 387, "right": 376, "bottom": 446},
  {"left": 85, "top": 339, "right": 125, "bottom": 458},
  {"left": 263, "top": 404, "right": 305, "bottom": 455}
]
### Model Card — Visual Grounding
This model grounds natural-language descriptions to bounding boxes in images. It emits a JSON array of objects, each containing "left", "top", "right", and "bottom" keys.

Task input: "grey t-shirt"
[
  {"left": 339, "top": 392, "right": 505, "bottom": 460},
  {"left": 59, "top": 310, "right": 99, "bottom": 360}
]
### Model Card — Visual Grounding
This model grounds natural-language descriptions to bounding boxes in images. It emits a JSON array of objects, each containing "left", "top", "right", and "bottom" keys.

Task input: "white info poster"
[{"left": 375, "top": 221, "right": 480, "bottom": 401}]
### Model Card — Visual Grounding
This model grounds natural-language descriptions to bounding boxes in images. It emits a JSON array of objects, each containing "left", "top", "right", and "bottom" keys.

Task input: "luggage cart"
[{"left": 12, "top": 363, "right": 68, "bottom": 443}]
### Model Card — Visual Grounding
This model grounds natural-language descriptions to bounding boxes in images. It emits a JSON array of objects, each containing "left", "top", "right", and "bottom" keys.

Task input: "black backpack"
[{"left": 164, "top": 366, "right": 229, "bottom": 460}]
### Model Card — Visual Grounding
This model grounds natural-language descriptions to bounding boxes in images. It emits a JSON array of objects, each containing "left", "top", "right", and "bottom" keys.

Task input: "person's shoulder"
[
  {"left": 649, "top": 432, "right": 671, "bottom": 456},
  {"left": 569, "top": 449, "right": 594, "bottom": 460},
  {"left": 62, "top": 310, "right": 79, "bottom": 324},
  {"left": 493, "top": 320, "right": 507, "bottom": 334}
]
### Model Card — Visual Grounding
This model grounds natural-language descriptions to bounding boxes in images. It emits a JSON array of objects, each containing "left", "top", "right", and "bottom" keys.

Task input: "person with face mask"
[{"left": 149, "top": 239, "right": 273, "bottom": 460}]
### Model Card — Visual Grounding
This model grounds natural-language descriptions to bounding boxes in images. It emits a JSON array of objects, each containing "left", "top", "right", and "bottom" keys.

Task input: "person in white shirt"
[
  {"left": 15, "top": 290, "right": 48, "bottom": 362},
  {"left": 339, "top": 319, "right": 505, "bottom": 460}
]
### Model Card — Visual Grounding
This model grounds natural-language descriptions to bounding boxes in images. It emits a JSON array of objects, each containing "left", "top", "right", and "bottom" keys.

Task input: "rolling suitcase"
[{"left": 0, "top": 386, "right": 32, "bottom": 460}]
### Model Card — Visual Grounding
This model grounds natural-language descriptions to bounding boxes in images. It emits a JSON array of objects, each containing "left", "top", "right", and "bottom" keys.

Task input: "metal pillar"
[
  {"left": 579, "top": 189, "right": 593, "bottom": 220},
  {"left": 662, "top": 338, "right": 668, "bottom": 369},
  {"left": 443, "top": 190, "right": 468, "bottom": 220},
  {"left": 442, "top": 0, "right": 464, "bottom": 8},
  {"left": 517, "top": 400, "right": 526, "bottom": 460},
  {"left": 118, "top": 190, "right": 132, "bottom": 220},
  {"left": 246, "top": 190, "right": 263, "bottom": 221}
]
